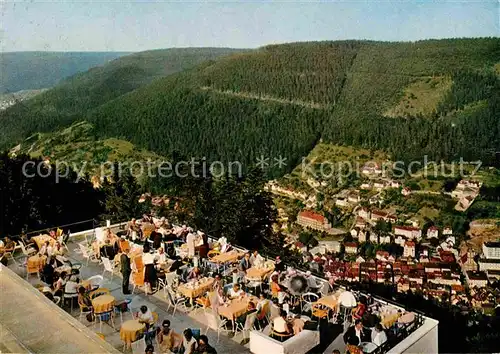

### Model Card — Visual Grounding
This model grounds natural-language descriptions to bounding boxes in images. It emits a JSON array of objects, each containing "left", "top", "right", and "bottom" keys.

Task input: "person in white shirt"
[
  {"left": 46, "top": 243, "right": 54, "bottom": 258},
  {"left": 250, "top": 250, "right": 264, "bottom": 268},
  {"left": 182, "top": 329, "right": 198, "bottom": 354},
  {"left": 39, "top": 241, "right": 50, "bottom": 256},
  {"left": 64, "top": 275, "right": 79, "bottom": 296},
  {"left": 371, "top": 324, "right": 387, "bottom": 346},
  {"left": 156, "top": 248, "right": 167, "bottom": 266},
  {"left": 227, "top": 283, "right": 245, "bottom": 299},
  {"left": 272, "top": 310, "right": 290, "bottom": 335},
  {"left": 137, "top": 305, "right": 154, "bottom": 324}
]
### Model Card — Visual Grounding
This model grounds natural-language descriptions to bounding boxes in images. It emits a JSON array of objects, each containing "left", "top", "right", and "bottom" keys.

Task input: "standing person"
[
  {"left": 120, "top": 249, "right": 132, "bottom": 295},
  {"left": 182, "top": 329, "right": 198, "bottom": 354},
  {"left": 186, "top": 232, "right": 196, "bottom": 258}
]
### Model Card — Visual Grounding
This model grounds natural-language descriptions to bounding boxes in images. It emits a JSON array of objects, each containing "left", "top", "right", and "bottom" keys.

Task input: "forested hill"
[
  {"left": 0, "top": 48, "right": 247, "bottom": 146},
  {"left": 1, "top": 39, "right": 499, "bottom": 175},
  {"left": 0, "top": 51, "right": 130, "bottom": 93}
]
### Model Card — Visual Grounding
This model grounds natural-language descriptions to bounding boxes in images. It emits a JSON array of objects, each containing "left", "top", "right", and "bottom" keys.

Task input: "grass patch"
[{"left": 384, "top": 76, "right": 452, "bottom": 118}]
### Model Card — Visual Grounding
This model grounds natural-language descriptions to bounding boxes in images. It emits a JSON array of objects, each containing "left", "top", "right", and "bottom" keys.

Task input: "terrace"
[{"left": 1, "top": 221, "right": 438, "bottom": 353}]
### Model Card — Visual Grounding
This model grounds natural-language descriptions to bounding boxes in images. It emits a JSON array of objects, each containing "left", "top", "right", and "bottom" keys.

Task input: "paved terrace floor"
[{"left": 4, "top": 236, "right": 251, "bottom": 354}]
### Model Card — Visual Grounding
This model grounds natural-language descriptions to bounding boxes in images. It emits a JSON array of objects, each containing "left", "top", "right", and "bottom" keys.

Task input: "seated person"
[
  {"left": 345, "top": 335, "right": 362, "bottom": 354},
  {"left": 137, "top": 305, "right": 154, "bottom": 324},
  {"left": 353, "top": 296, "right": 367, "bottom": 320},
  {"left": 343, "top": 320, "right": 367, "bottom": 346},
  {"left": 77, "top": 286, "right": 92, "bottom": 311},
  {"left": 274, "top": 256, "right": 285, "bottom": 273},
  {"left": 150, "top": 231, "right": 163, "bottom": 250},
  {"left": 236, "top": 301, "right": 257, "bottom": 327},
  {"left": 371, "top": 323, "right": 387, "bottom": 347},
  {"left": 39, "top": 241, "right": 50, "bottom": 256},
  {"left": 212, "top": 274, "right": 223, "bottom": 291},
  {"left": 156, "top": 247, "right": 168, "bottom": 266},
  {"left": 64, "top": 274, "right": 80, "bottom": 300},
  {"left": 196, "top": 334, "right": 217, "bottom": 354},
  {"left": 53, "top": 271, "right": 67, "bottom": 296},
  {"left": 3, "top": 237, "right": 15, "bottom": 253},
  {"left": 227, "top": 283, "right": 245, "bottom": 299},
  {"left": 41, "top": 257, "right": 56, "bottom": 285},
  {"left": 42, "top": 286, "right": 55, "bottom": 301},
  {"left": 157, "top": 319, "right": 182, "bottom": 353},
  {"left": 250, "top": 250, "right": 264, "bottom": 268},
  {"left": 272, "top": 310, "right": 291, "bottom": 338},
  {"left": 292, "top": 314, "right": 305, "bottom": 335},
  {"left": 186, "top": 267, "right": 201, "bottom": 281},
  {"left": 169, "top": 256, "right": 184, "bottom": 273},
  {"left": 100, "top": 239, "right": 116, "bottom": 259},
  {"left": 239, "top": 253, "right": 251, "bottom": 271}
]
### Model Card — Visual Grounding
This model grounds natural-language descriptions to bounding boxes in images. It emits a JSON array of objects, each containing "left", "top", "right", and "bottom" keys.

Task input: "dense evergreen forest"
[{"left": 1, "top": 39, "right": 499, "bottom": 175}]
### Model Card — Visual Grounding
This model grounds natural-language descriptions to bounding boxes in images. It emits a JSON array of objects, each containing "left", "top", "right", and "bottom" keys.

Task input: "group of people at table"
[{"left": 11, "top": 217, "right": 416, "bottom": 353}]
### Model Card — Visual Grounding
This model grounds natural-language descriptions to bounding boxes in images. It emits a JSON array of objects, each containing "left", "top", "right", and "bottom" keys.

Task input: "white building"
[
  {"left": 427, "top": 226, "right": 439, "bottom": 239},
  {"left": 404, "top": 241, "right": 416, "bottom": 258},
  {"left": 394, "top": 226, "right": 422, "bottom": 240},
  {"left": 466, "top": 270, "right": 488, "bottom": 288},
  {"left": 443, "top": 227, "right": 453, "bottom": 235},
  {"left": 483, "top": 242, "right": 500, "bottom": 260}
]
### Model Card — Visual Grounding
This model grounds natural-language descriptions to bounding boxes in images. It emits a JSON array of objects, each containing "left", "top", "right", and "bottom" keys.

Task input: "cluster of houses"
[
  {"left": 452, "top": 179, "right": 482, "bottom": 211},
  {"left": 265, "top": 181, "right": 317, "bottom": 208}
]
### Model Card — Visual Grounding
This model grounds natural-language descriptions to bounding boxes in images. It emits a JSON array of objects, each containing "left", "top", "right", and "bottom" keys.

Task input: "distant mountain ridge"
[
  {"left": 1, "top": 39, "right": 499, "bottom": 175},
  {"left": 0, "top": 51, "right": 131, "bottom": 93}
]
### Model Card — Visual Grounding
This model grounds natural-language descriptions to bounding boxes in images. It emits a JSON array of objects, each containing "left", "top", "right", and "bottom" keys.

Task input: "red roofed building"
[
  {"left": 404, "top": 241, "right": 416, "bottom": 258},
  {"left": 394, "top": 225, "right": 422, "bottom": 240},
  {"left": 297, "top": 210, "right": 332, "bottom": 232},
  {"left": 344, "top": 242, "right": 358, "bottom": 254},
  {"left": 376, "top": 250, "right": 390, "bottom": 261},
  {"left": 439, "top": 250, "right": 456, "bottom": 263}
]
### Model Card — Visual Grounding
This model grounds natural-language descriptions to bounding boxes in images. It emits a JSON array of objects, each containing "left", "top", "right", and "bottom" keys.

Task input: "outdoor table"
[
  {"left": 27, "top": 254, "right": 47, "bottom": 271},
  {"left": 246, "top": 266, "right": 273, "bottom": 279},
  {"left": 211, "top": 250, "right": 243, "bottom": 264},
  {"left": 92, "top": 294, "right": 116, "bottom": 313},
  {"left": 218, "top": 295, "right": 258, "bottom": 331},
  {"left": 32, "top": 234, "right": 56, "bottom": 250},
  {"left": 360, "top": 342, "right": 378, "bottom": 354},
  {"left": 316, "top": 295, "right": 338, "bottom": 310},
  {"left": 178, "top": 277, "right": 215, "bottom": 300},
  {"left": 120, "top": 319, "right": 146, "bottom": 348}
]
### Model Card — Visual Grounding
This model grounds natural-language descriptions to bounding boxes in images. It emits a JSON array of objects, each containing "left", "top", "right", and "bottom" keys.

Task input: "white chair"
[
  {"left": 165, "top": 288, "right": 188, "bottom": 317},
  {"left": 53, "top": 296, "right": 61, "bottom": 306},
  {"left": 235, "top": 311, "right": 258, "bottom": 341},
  {"left": 19, "top": 241, "right": 37, "bottom": 258},
  {"left": 204, "top": 310, "right": 232, "bottom": 343},
  {"left": 87, "top": 275, "right": 104, "bottom": 290},
  {"left": 268, "top": 302, "right": 281, "bottom": 322},
  {"left": 301, "top": 292, "right": 319, "bottom": 313},
  {"left": 79, "top": 243, "right": 98, "bottom": 266},
  {"left": 58, "top": 234, "right": 70, "bottom": 252},
  {"left": 101, "top": 257, "right": 115, "bottom": 279}
]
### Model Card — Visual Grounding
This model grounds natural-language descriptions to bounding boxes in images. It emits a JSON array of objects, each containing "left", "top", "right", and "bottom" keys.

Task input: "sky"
[{"left": 2, "top": 0, "right": 499, "bottom": 52}]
